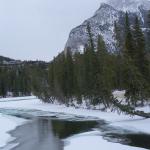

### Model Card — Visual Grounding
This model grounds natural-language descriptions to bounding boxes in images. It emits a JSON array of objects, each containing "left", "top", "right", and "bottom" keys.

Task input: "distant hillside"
[
  {"left": 0, "top": 56, "right": 14, "bottom": 62},
  {"left": 0, "top": 55, "right": 49, "bottom": 98},
  {"left": 0, "top": 55, "right": 22, "bottom": 65},
  {"left": 0, "top": 55, "right": 49, "bottom": 67}
]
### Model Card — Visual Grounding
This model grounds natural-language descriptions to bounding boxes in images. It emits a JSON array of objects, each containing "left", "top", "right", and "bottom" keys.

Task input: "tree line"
[
  {"left": 0, "top": 61, "right": 48, "bottom": 98},
  {"left": 43, "top": 12, "right": 150, "bottom": 108}
]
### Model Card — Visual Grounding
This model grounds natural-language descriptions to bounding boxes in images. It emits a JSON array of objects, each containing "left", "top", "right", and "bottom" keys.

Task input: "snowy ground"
[
  {"left": 0, "top": 95, "right": 150, "bottom": 150},
  {"left": 0, "top": 113, "right": 26, "bottom": 148},
  {"left": 0, "top": 96, "right": 36, "bottom": 102},
  {"left": 64, "top": 131, "right": 147, "bottom": 150}
]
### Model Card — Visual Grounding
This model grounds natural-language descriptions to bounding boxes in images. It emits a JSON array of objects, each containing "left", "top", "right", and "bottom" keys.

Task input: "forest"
[
  {"left": 0, "top": 12, "right": 150, "bottom": 111},
  {"left": 41, "top": 12, "right": 150, "bottom": 108}
]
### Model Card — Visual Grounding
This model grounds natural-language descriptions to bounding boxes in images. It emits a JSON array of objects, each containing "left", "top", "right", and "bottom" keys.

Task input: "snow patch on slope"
[{"left": 107, "top": 0, "right": 150, "bottom": 12}]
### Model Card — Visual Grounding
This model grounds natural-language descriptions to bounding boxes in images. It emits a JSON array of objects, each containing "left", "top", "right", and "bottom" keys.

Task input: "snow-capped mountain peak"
[
  {"left": 107, "top": 0, "right": 150, "bottom": 12},
  {"left": 65, "top": 0, "right": 150, "bottom": 53}
]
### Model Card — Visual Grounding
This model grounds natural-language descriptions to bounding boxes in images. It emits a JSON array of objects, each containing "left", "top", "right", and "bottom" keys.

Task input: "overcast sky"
[{"left": 0, "top": 0, "right": 106, "bottom": 61}]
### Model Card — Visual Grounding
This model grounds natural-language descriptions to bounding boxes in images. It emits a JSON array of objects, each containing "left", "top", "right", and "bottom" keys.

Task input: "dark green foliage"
[
  {"left": 146, "top": 10, "right": 150, "bottom": 53},
  {"left": 0, "top": 69, "right": 7, "bottom": 97},
  {"left": 122, "top": 15, "right": 150, "bottom": 105},
  {"left": 45, "top": 33, "right": 115, "bottom": 107},
  {"left": 64, "top": 48, "right": 74, "bottom": 97},
  {"left": 133, "top": 16, "right": 150, "bottom": 82},
  {"left": 0, "top": 61, "right": 48, "bottom": 98},
  {"left": 95, "top": 35, "right": 114, "bottom": 106},
  {"left": 124, "top": 12, "right": 135, "bottom": 59},
  {"left": 83, "top": 45, "right": 97, "bottom": 97},
  {"left": 123, "top": 57, "right": 149, "bottom": 105}
]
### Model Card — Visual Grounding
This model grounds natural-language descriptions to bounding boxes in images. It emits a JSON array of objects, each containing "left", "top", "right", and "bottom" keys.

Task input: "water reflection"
[
  {"left": 10, "top": 118, "right": 97, "bottom": 150},
  {"left": 51, "top": 120, "right": 98, "bottom": 139},
  {"left": 11, "top": 119, "right": 64, "bottom": 150},
  {"left": 98, "top": 124, "right": 150, "bottom": 149}
]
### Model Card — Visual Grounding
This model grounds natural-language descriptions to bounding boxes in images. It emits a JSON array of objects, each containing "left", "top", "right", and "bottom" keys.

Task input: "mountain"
[
  {"left": 0, "top": 56, "right": 21, "bottom": 65},
  {"left": 0, "top": 56, "right": 14, "bottom": 62},
  {"left": 0, "top": 55, "right": 49, "bottom": 67},
  {"left": 65, "top": 0, "right": 150, "bottom": 52}
]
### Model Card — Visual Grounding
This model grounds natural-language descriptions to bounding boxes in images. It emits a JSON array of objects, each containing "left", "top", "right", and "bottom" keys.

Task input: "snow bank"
[
  {"left": 111, "top": 118, "right": 150, "bottom": 134},
  {"left": 64, "top": 131, "right": 146, "bottom": 150},
  {"left": 0, "top": 98, "right": 136, "bottom": 122},
  {"left": 0, "top": 96, "right": 36, "bottom": 102},
  {"left": 0, "top": 113, "right": 26, "bottom": 148}
]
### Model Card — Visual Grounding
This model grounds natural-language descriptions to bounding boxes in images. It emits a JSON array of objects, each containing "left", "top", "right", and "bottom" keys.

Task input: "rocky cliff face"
[{"left": 65, "top": 0, "right": 150, "bottom": 52}]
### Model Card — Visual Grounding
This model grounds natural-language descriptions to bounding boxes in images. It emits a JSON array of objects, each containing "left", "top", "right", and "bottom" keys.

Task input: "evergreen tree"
[
  {"left": 48, "top": 61, "right": 55, "bottom": 101},
  {"left": 0, "top": 69, "right": 7, "bottom": 97},
  {"left": 83, "top": 23, "right": 98, "bottom": 99},
  {"left": 86, "top": 22, "right": 94, "bottom": 50},
  {"left": 124, "top": 12, "right": 135, "bottom": 60},
  {"left": 52, "top": 53, "right": 67, "bottom": 102},
  {"left": 123, "top": 15, "right": 150, "bottom": 105},
  {"left": 133, "top": 16, "right": 150, "bottom": 82},
  {"left": 114, "top": 21, "right": 124, "bottom": 89},
  {"left": 123, "top": 57, "right": 149, "bottom": 105},
  {"left": 64, "top": 48, "right": 74, "bottom": 99},
  {"left": 147, "top": 10, "right": 150, "bottom": 53},
  {"left": 95, "top": 35, "right": 114, "bottom": 107},
  {"left": 114, "top": 21, "right": 123, "bottom": 53},
  {"left": 73, "top": 52, "right": 84, "bottom": 104}
]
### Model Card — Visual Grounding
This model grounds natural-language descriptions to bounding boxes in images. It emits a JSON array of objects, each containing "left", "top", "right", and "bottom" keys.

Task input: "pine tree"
[
  {"left": 123, "top": 57, "right": 149, "bottom": 105},
  {"left": 0, "top": 69, "right": 7, "bottom": 97},
  {"left": 114, "top": 21, "right": 124, "bottom": 89},
  {"left": 95, "top": 35, "right": 114, "bottom": 107},
  {"left": 86, "top": 22, "right": 94, "bottom": 50},
  {"left": 65, "top": 48, "right": 74, "bottom": 99},
  {"left": 83, "top": 23, "right": 98, "bottom": 99},
  {"left": 124, "top": 12, "right": 135, "bottom": 60},
  {"left": 52, "top": 53, "right": 66, "bottom": 101},
  {"left": 83, "top": 45, "right": 93, "bottom": 96},
  {"left": 114, "top": 21, "right": 123, "bottom": 53},
  {"left": 147, "top": 10, "right": 150, "bottom": 53},
  {"left": 73, "top": 52, "right": 84, "bottom": 104},
  {"left": 133, "top": 16, "right": 150, "bottom": 81},
  {"left": 48, "top": 61, "right": 55, "bottom": 101},
  {"left": 123, "top": 15, "right": 150, "bottom": 105}
]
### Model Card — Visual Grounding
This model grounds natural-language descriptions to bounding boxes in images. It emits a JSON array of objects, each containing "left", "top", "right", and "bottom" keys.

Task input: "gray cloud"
[{"left": 0, "top": 0, "right": 106, "bottom": 61}]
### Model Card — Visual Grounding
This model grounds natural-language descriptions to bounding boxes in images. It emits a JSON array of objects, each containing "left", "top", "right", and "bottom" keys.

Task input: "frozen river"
[{"left": 0, "top": 108, "right": 150, "bottom": 150}]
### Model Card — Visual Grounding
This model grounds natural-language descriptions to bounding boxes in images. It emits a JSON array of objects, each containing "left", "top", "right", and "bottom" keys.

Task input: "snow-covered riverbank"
[
  {"left": 64, "top": 131, "right": 147, "bottom": 150},
  {"left": 0, "top": 96, "right": 150, "bottom": 150},
  {"left": 0, "top": 113, "right": 26, "bottom": 148},
  {"left": 0, "top": 96, "right": 150, "bottom": 132}
]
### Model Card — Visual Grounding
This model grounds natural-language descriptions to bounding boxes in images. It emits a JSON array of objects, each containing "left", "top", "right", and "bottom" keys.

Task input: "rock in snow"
[{"left": 65, "top": 0, "right": 150, "bottom": 53}]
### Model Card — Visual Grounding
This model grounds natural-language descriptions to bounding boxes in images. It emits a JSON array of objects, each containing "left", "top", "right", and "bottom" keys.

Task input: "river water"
[{"left": 0, "top": 108, "right": 150, "bottom": 150}]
